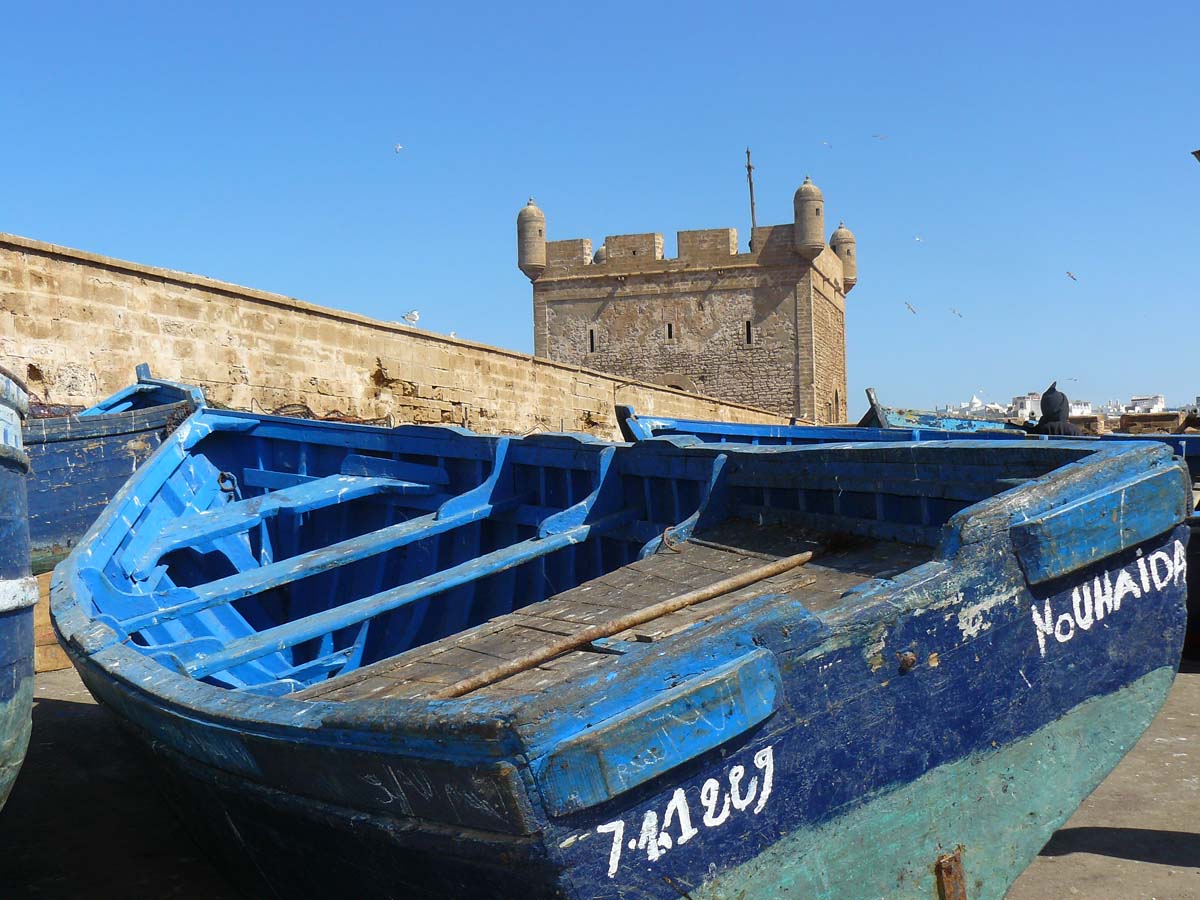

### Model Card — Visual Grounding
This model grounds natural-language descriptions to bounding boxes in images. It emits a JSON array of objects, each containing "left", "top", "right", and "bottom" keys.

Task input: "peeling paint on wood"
[{"left": 23, "top": 366, "right": 203, "bottom": 573}]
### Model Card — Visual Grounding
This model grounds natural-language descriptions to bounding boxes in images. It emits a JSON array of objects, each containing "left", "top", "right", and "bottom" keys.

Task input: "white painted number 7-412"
[{"left": 597, "top": 745, "right": 774, "bottom": 878}]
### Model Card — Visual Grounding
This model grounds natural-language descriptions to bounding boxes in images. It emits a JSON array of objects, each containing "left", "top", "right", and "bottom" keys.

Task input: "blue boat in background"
[
  {"left": 23, "top": 364, "right": 204, "bottom": 574},
  {"left": 50, "top": 407, "right": 1192, "bottom": 898},
  {"left": 617, "top": 400, "right": 1200, "bottom": 484},
  {"left": 0, "top": 366, "right": 34, "bottom": 811},
  {"left": 617, "top": 399, "right": 1200, "bottom": 653},
  {"left": 855, "top": 387, "right": 1025, "bottom": 432}
]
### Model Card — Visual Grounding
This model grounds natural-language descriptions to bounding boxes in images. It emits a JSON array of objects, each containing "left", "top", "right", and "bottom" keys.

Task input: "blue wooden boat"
[
  {"left": 51, "top": 408, "right": 1191, "bottom": 899},
  {"left": 856, "top": 387, "right": 1024, "bottom": 432},
  {"left": 617, "top": 402, "right": 1200, "bottom": 655},
  {"left": 617, "top": 402, "right": 1200, "bottom": 482},
  {"left": 0, "top": 366, "right": 34, "bottom": 811},
  {"left": 24, "top": 364, "right": 204, "bottom": 574},
  {"left": 617, "top": 405, "right": 1031, "bottom": 446}
]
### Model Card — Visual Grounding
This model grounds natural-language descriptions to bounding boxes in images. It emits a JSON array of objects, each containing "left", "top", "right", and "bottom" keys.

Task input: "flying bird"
[
  {"left": 951, "top": 308, "right": 963, "bottom": 318},
  {"left": 821, "top": 140, "right": 833, "bottom": 149},
  {"left": 1066, "top": 271, "right": 1078, "bottom": 281},
  {"left": 871, "top": 133, "right": 888, "bottom": 141},
  {"left": 394, "top": 144, "right": 404, "bottom": 153},
  {"left": 401, "top": 309, "right": 420, "bottom": 325},
  {"left": 914, "top": 235, "right": 924, "bottom": 243},
  {"left": 905, "top": 302, "right": 918, "bottom": 315},
  {"left": 449, "top": 331, "right": 457, "bottom": 339}
]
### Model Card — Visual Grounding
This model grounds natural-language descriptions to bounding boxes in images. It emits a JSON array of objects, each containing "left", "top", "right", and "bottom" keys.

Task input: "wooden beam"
[{"left": 433, "top": 547, "right": 818, "bottom": 698}]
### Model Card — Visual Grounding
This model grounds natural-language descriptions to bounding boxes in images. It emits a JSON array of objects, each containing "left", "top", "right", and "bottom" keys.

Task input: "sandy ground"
[
  {"left": 0, "top": 665, "right": 1196, "bottom": 899},
  {"left": 1007, "top": 661, "right": 1200, "bottom": 900}
]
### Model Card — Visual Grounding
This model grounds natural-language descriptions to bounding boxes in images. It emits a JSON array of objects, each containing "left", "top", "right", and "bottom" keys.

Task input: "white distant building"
[
  {"left": 1011, "top": 392, "right": 1041, "bottom": 419},
  {"left": 1101, "top": 399, "right": 1124, "bottom": 417},
  {"left": 1128, "top": 394, "right": 1166, "bottom": 414},
  {"left": 1068, "top": 400, "right": 1093, "bottom": 416},
  {"left": 938, "top": 394, "right": 1005, "bottom": 419}
]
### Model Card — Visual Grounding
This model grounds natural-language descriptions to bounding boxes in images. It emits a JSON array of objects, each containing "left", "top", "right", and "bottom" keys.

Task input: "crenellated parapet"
[
  {"left": 520, "top": 181, "right": 857, "bottom": 294},
  {"left": 537, "top": 223, "right": 846, "bottom": 292}
]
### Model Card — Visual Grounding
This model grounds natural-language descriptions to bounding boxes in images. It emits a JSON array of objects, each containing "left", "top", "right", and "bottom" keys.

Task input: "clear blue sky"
[{"left": 3, "top": 1, "right": 1197, "bottom": 416}]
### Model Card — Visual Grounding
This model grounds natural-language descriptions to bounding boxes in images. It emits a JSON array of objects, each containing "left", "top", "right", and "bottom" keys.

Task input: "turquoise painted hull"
[{"left": 697, "top": 667, "right": 1175, "bottom": 900}]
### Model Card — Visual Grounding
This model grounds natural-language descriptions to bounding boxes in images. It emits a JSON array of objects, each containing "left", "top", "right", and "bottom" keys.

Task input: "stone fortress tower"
[{"left": 517, "top": 178, "right": 856, "bottom": 424}]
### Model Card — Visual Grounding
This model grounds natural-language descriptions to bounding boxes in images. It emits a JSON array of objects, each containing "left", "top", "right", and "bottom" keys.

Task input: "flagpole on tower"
[{"left": 745, "top": 147, "right": 758, "bottom": 250}]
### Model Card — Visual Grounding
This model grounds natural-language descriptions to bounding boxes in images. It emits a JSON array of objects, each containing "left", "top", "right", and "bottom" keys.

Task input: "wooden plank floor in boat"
[{"left": 295, "top": 526, "right": 931, "bottom": 704}]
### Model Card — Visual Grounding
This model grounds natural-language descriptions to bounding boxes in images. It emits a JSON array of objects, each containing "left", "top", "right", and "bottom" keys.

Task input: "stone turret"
[
  {"left": 792, "top": 176, "right": 825, "bottom": 260},
  {"left": 522, "top": 179, "right": 855, "bottom": 423},
  {"left": 517, "top": 198, "right": 546, "bottom": 281},
  {"left": 829, "top": 221, "right": 857, "bottom": 291}
]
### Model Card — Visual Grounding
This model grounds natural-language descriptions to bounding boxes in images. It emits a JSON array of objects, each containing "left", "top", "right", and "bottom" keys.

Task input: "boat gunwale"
[
  {"left": 617, "top": 404, "right": 1200, "bottom": 467},
  {"left": 23, "top": 398, "right": 196, "bottom": 444}
]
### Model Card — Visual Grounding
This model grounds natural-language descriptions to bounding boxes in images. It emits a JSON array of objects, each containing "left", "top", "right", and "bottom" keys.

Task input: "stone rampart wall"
[{"left": 0, "top": 233, "right": 786, "bottom": 439}]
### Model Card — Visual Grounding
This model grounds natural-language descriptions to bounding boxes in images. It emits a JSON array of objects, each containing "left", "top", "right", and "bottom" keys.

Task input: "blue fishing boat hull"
[
  {"left": 0, "top": 367, "right": 33, "bottom": 811},
  {"left": 23, "top": 365, "right": 203, "bottom": 573},
  {"left": 65, "top": 533, "right": 1187, "bottom": 900},
  {"left": 52, "top": 410, "right": 1191, "bottom": 898}
]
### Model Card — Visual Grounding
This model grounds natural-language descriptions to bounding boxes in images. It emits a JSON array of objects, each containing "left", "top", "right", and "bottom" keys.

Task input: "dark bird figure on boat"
[{"left": 1029, "top": 382, "right": 1083, "bottom": 436}]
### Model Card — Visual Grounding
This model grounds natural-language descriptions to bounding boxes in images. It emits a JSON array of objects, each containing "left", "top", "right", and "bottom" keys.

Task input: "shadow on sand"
[
  {"left": 0, "top": 692, "right": 241, "bottom": 899},
  {"left": 1040, "top": 827, "right": 1200, "bottom": 868}
]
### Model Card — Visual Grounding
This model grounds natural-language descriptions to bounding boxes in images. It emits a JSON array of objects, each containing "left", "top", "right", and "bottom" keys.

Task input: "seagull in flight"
[
  {"left": 905, "top": 302, "right": 918, "bottom": 315},
  {"left": 401, "top": 309, "right": 420, "bottom": 325},
  {"left": 914, "top": 235, "right": 924, "bottom": 243},
  {"left": 394, "top": 144, "right": 404, "bottom": 153},
  {"left": 821, "top": 140, "right": 833, "bottom": 149},
  {"left": 871, "top": 133, "right": 888, "bottom": 141},
  {"left": 1066, "top": 271, "right": 1078, "bottom": 281},
  {"left": 951, "top": 308, "right": 963, "bottom": 318}
]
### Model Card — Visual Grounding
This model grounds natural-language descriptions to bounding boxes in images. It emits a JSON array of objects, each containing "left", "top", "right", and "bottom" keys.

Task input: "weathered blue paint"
[
  {"left": 23, "top": 365, "right": 204, "bottom": 573},
  {"left": 51, "top": 407, "right": 1191, "bottom": 898},
  {"left": 537, "top": 647, "right": 782, "bottom": 816},
  {"left": 1010, "top": 462, "right": 1192, "bottom": 583},
  {"left": 0, "top": 367, "right": 33, "bottom": 812}
]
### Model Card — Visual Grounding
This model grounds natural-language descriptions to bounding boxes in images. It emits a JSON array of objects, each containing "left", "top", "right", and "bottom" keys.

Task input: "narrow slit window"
[
  {"left": 666, "top": 322, "right": 674, "bottom": 340},
  {"left": 588, "top": 329, "right": 595, "bottom": 353},
  {"left": 745, "top": 320, "right": 753, "bottom": 344}
]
